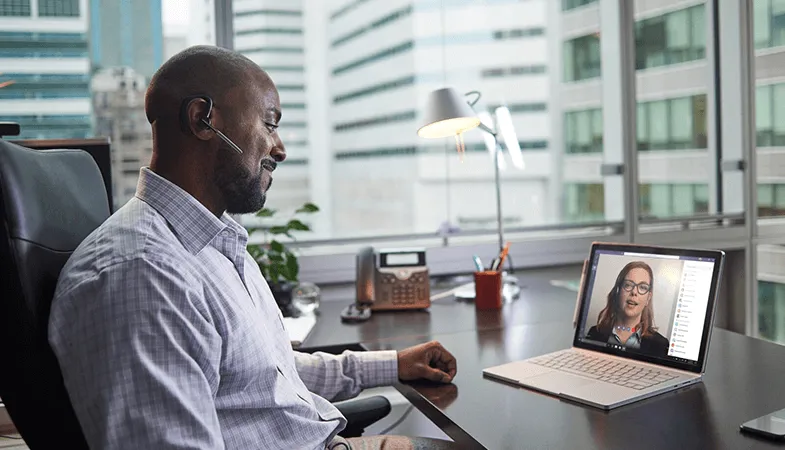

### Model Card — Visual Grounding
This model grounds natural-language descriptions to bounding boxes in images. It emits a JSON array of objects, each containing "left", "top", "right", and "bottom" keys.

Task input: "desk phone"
[{"left": 357, "top": 247, "right": 430, "bottom": 311}]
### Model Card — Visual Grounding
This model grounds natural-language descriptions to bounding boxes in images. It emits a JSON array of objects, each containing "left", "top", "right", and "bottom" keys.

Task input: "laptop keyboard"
[{"left": 530, "top": 351, "right": 679, "bottom": 391}]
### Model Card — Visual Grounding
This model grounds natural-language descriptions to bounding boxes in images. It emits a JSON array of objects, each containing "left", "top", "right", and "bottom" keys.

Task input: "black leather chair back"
[{"left": 0, "top": 140, "right": 109, "bottom": 449}]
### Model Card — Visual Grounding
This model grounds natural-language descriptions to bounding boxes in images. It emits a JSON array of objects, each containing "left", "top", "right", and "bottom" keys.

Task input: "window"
[
  {"left": 332, "top": 41, "right": 414, "bottom": 75},
  {"left": 564, "top": 34, "right": 601, "bottom": 82},
  {"left": 635, "top": 5, "right": 706, "bottom": 70},
  {"left": 481, "top": 65, "right": 547, "bottom": 78},
  {"left": 0, "top": 0, "right": 215, "bottom": 209},
  {"left": 757, "top": 184, "right": 785, "bottom": 217},
  {"left": 493, "top": 28, "right": 545, "bottom": 40},
  {"left": 757, "top": 85, "right": 774, "bottom": 147},
  {"left": 333, "top": 75, "right": 415, "bottom": 104},
  {"left": 235, "top": 9, "right": 301, "bottom": 17},
  {"left": 562, "top": 0, "right": 597, "bottom": 11},
  {"left": 773, "top": 0, "right": 785, "bottom": 39},
  {"left": 38, "top": 0, "right": 79, "bottom": 17},
  {"left": 333, "top": 111, "right": 416, "bottom": 132},
  {"left": 0, "top": 0, "right": 30, "bottom": 16},
  {"left": 756, "top": 0, "right": 785, "bottom": 49},
  {"left": 235, "top": 28, "right": 303, "bottom": 36},
  {"left": 774, "top": 84, "right": 785, "bottom": 146},
  {"left": 331, "top": 5, "right": 412, "bottom": 48},
  {"left": 565, "top": 109, "right": 602, "bottom": 154},
  {"left": 637, "top": 95, "right": 707, "bottom": 151},
  {"left": 758, "top": 280, "right": 785, "bottom": 343},
  {"left": 488, "top": 103, "right": 547, "bottom": 113},
  {"left": 564, "top": 184, "right": 604, "bottom": 223},
  {"left": 639, "top": 184, "right": 709, "bottom": 219}
]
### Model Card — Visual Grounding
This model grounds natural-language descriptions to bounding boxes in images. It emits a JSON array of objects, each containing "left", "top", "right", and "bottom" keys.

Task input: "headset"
[{"left": 179, "top": 94, "right": 244, "bottom": 155}]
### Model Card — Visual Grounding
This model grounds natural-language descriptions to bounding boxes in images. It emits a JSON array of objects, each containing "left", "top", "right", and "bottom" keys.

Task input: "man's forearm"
[{"left": 294, "top": 350, "right": 398, "bottom": 402}]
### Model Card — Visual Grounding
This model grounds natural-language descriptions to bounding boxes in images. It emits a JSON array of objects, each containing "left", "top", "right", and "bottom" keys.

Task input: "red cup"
[{"left": 474, "top": 271, "right": 503, "bottom": 310}]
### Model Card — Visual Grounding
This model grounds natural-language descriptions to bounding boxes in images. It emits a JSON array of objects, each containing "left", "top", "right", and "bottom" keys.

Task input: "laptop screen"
[{"left": 574, "top": 244, "right": 723, "bottom": 372}]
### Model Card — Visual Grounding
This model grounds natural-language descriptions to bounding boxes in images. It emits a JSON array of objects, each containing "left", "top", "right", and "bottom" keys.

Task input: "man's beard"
[{"left": 214, "top": 151, "right": 267, "bottom": 214}]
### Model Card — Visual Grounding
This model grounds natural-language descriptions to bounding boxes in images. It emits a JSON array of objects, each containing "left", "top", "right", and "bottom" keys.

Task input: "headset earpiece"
[{"left": 179, "top": 94, "right": 214, "bottom": 134}]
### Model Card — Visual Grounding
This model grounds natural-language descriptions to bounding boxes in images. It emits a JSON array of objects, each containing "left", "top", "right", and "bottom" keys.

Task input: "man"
[{"left": 48, "top": 45, "right": 458, "bottom": 450}]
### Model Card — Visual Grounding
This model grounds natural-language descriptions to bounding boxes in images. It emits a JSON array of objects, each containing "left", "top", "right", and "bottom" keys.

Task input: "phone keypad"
[{"left": 374, "top": 268, "right": 430, "bottom": 309}]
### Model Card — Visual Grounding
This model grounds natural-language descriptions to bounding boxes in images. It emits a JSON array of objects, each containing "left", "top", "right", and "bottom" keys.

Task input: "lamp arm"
[
  {"left": 465, "top": 90, "right": 482, "bottom": 107},
  {"left": 477, "top": 122, "right": 497, "bottom": 137},
  {"left": 491, "top": 135, "right": 504, "bottom": 252}
]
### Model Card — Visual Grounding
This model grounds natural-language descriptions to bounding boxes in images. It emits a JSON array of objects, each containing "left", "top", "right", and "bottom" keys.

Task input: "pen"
[
  {"left": 490, "top": 243, "right": 510, "bottom": 272},
  {"left": 496, "top": 242, "right": 510, "bottom": 272},
  {"left": 472, "top": 255, "right": 484, "bottom": 271}
]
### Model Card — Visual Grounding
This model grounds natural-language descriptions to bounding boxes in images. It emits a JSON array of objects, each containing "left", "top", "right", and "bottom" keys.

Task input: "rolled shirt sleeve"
[{"left": 293, "top": 350, "right": 399, "bottom": 402}]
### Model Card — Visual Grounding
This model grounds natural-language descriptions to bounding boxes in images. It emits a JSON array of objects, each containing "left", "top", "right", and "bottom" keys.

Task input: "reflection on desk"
[{"left": 364, "top": 323, "right": 785, "bottom": 450}]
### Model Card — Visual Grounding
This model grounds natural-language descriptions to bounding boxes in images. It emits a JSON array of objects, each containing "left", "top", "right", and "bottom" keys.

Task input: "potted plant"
[{"left": 246, "top": 202, "right": 319, "bottom": 316}]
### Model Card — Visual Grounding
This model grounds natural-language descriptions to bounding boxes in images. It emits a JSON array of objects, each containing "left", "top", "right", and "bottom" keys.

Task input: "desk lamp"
[{"left": 418, "top": 87, "right": 523, "bottom": 254}]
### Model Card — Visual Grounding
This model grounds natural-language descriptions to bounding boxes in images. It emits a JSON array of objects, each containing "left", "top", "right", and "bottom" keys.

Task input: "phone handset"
[
  {"left": 341, "top": 246, "right": 375, "bottom": 322},
  {"left": 356, "top": 246, "right": 375, "bottom": 306}
]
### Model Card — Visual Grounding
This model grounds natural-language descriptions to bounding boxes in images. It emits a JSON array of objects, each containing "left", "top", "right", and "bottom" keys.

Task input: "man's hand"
[{"left": 397, "top": 341, "right": 457, "bottom": 383}]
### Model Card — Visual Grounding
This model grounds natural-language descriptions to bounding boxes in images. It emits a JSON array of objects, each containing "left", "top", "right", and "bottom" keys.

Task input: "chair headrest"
[{"left": 0, "top": 140, "right": 110, "bottom": 250}]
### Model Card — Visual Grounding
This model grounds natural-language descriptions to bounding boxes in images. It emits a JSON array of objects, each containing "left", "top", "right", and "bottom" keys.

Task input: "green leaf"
[
  {"left": 247, "top": 245, "right": 263, "bottom": 261},
  {"left": 268, "top": 264, "right": 281, "bottom": 283},
  {"left": 295, "top": 202, "right": 320, "bottom": 214},
  {"left": 256, "top": 208, "right": 276, "bottom": 217},
  {"left": 259, "top": 262, "right": 270, "bottom": 280},
  {"left": 270, "top": 240, "right": 285, "bottom": 253},
  {"left": 285, "top": 253, "right": 299, "bottom": 282},
  {"left": 268, "top": 253, "right": 284, "bottom": 263},
  {"left": 269, "top": 226, "right": 290, "bottom": 236},
  {"left": 286, "top": 219, "right": 310, "bottom": 232}
]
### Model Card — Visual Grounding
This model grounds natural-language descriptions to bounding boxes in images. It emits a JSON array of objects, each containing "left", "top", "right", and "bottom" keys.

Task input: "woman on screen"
[{"left": 586, "top": 261, "right": 669, "bottom": 357}]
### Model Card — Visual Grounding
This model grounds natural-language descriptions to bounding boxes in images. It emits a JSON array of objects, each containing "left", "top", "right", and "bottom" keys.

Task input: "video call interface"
[{"left": 578, "top": 250, "right": 716, "bottom": 365}]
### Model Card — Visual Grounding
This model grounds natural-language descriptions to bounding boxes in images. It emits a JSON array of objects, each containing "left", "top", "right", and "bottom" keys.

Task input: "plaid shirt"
[{"left": 49, "top": 167, "right": 398, "bottom": 450}]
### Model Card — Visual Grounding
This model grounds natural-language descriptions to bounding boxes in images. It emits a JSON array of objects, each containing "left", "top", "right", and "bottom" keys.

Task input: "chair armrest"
[{"left": 334, "top": 396, "right": 392, "bottom": 438}]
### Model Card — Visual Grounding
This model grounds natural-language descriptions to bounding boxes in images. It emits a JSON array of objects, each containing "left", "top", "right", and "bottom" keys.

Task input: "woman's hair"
[{"left": 595, "top": 261, "right": 657, "bottom": 337}]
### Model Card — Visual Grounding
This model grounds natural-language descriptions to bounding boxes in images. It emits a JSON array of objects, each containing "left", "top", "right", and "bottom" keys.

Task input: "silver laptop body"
[{"left": 483, "top": 242, "right": 725, "bottom": 410}]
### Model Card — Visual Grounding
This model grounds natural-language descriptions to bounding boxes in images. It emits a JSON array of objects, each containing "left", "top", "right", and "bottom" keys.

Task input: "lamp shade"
[{"left": 417, "top": 87, "right": 481, "bottom": 139}]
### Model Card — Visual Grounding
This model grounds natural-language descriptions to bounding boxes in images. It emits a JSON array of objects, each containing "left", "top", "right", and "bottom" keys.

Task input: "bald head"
[
  {"left": 145, "top": 45, "right": 272, "bottom": 131},
  {"left": 144, "top": 45, "right": 286, "bottom": 217}
]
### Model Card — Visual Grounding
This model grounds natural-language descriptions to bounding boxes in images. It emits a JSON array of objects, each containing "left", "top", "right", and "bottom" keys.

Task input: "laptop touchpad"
[{"left": 521, "top": 371, "right": 595, "bottom": 394}]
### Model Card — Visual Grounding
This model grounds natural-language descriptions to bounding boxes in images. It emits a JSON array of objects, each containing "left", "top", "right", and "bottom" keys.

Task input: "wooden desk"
[
  {"left": 303, "top": 266, "right": 581, "bottom": 348},
  {"left": 307, "top": 266, "right": 785, "bottom": 449},
  {"left": 365, "top": 323, "right": 785, "bottom": 450}
]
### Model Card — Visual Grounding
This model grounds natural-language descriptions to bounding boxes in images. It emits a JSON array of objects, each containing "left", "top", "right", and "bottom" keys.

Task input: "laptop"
[{"left": 483, "top": 242, "right": 725, "bottom": 410}]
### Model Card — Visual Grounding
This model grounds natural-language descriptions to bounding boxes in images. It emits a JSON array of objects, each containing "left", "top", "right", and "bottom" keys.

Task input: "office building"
[
  {"left": 163, "top": 22, "right": 189, "bottom": 60},
  {"left": 327, "top": 0, "right": 551, "bottom": 237},
  {"left": 232, "top": 0, "right": 315, "bottom": 232},
  {"left": 0, "top": 0, "right": 92, "bottom": 139},
  {"left": 553, "top": 0, "right": 785, "bottom": 342},
  {"left": 188, "top": 0, "right": 216, "bottom": 47},
  {"left": 89, "top": 0, "right": 164, "bottom": 80},
  {"left": 91, "top": 66, "right": 152, "bottom": 209},
  {"left": 752, "top": 0, "right": 785, "bottom": 343},
  {"left": 554, "top": 0, "right": 713, "bottom": 223}
]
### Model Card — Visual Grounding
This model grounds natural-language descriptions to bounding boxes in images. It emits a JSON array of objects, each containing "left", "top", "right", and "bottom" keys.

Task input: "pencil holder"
[{"left": 474, "top": 271, "right": 503, "bottom": 310}]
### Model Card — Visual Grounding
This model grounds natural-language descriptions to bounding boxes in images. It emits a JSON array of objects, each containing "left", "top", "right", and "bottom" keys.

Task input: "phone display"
[{"left": 741, "top": 408, "right": 785, "bottom": 441}]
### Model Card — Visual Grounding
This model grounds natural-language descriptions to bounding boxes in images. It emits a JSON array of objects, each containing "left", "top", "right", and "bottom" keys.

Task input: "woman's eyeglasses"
[{"left": 621, "top": 280, "right": 651, "bottom": 295}]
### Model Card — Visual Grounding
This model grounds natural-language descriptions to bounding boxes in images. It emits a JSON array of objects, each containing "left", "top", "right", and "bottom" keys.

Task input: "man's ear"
[{"left": 183, "top": 98, "right": 214, "bottom": 141}]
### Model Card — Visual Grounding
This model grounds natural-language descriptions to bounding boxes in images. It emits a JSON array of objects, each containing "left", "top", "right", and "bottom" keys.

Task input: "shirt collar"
[{"left": 135, "top": 167, "right": 247, "bottom": 255}]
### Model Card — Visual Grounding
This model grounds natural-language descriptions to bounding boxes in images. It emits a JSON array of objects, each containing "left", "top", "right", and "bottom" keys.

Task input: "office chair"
[
  {"left": 0, "top": 139, "right": 104, "bottom": 449},
  {"left": 0, "top": 139, "right": 389, "bottom": 446}
]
